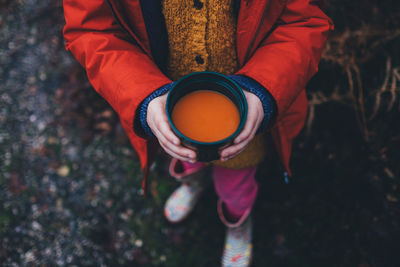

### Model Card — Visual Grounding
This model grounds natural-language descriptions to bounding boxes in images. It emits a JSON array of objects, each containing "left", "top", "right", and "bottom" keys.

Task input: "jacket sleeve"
[
  {"left": 62, "top": 0, "right": 172, "bottom": 140},
  {"left": 228, "top": 75, "right": 276, "bottom": 132},
  {"left": 235, "top": 0, "right": 333, "bottom": 118}
]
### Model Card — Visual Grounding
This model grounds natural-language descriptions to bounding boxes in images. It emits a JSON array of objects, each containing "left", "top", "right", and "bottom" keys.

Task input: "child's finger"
[
  {"left": 220, "top": 133, "right": 253, "bottom": 160},
  {"left": 234, "top": 120, "right": 255, "bottom": 144},
  {"left": 161, "top": 138, "right": 196, "bottom": 160},
  {"left": 155, "top": 126, "right": 196, "bottom": 160},
  {"left": 221, "top": 114, "right": 262, "bottom": 160},
  {"left": 234, "top": 106, "right": 258, "bottom": 144},
  {"left": 159, "top": 142, "right": 195, "bottom": 163},
  {"left": 221, "top": 146, "right": 247, "bottom": 162},
  {"left": 157, "top": 123, "right": 196, "bottom": 159},
  {"left": 157, "top": 118, "right": 181, "bottom": 145}
]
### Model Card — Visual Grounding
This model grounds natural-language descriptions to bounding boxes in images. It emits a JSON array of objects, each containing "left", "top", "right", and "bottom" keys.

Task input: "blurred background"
[{"left": 0, "top": 0, "right": 399, "bottom": 266}]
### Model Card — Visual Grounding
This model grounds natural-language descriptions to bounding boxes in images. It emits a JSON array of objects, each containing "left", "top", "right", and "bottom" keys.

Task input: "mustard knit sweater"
[{"left": 162, "top": 0, "right": 267, "bottom": 169}]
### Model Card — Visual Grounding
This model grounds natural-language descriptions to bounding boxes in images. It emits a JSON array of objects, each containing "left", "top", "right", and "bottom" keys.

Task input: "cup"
[{"left": 166, "top": 71, "right": 247, "bottom": 162}]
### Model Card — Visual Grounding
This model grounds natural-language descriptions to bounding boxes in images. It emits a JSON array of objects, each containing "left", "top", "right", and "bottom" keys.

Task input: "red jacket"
[{"left": 63, "top": 0, "right": 333, "bottom": 191}]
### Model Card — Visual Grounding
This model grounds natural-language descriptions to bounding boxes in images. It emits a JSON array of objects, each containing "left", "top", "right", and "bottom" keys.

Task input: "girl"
[{"left": 63, "top": 0, "right": 332, "bottom": 266}]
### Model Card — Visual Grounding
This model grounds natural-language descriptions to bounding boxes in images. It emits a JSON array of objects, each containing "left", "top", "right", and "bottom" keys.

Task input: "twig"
[
  {"left": 387, "top": 67, "right": 399, "bottom": 111},
  {"left": 370, "top": 58, "right": 391, "bottom": 120},
  {"left": 352, "top": 63, "right": 369, "bottom": 141}
]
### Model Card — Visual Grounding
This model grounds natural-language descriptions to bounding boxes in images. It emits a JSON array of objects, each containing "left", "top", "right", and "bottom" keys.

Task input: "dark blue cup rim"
[{"left": 166, "top": 71, "right": 248, "bottom": 147}]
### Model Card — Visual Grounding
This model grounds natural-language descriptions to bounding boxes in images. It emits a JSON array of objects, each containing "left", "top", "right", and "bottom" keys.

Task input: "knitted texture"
[
  {"left": 139, "top": 82, "right": 174, "bottom": 137},
  {"left": 162, "top": 0, "right": 238, "bottom": 81},
  {"left": 210, "top": 130, "right": 268, "bottom": 169}
]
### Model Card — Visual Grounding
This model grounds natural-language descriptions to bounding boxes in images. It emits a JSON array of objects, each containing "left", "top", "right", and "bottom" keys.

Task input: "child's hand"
[
  {"left": 147, "top": 93, "right": 197, "bottom": 163},
  {"left": 219, "top": 91, "right": 264, "bottom": 162}
]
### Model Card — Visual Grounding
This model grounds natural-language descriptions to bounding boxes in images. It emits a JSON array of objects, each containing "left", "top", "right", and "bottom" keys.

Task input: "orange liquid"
[{"left": 172, "top": 90, "right": 240, "bottom": 142}]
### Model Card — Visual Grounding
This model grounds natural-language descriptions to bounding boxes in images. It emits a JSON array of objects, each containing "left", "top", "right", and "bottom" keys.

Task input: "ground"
[{"left": 0, "top": 0, "right": 399, "bottom": 266}]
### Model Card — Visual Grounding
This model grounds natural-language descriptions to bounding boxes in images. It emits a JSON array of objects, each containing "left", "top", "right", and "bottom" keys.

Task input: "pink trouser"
[{"left": 182, "top": 161, "right": 258, "bottom": 220}]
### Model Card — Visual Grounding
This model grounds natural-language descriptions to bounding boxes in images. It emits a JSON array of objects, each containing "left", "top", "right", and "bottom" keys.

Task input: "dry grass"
[{"left": 306, "top": 27, "right": 400, "bottom": 140}]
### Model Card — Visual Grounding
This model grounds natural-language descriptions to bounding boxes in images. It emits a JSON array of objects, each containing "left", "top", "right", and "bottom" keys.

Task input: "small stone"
[
  {"left": 94, "top": 184, "right": 100, "bottom": 193},
  {"left": 134, "top": 239, "right": 143, "bottom": 247},
  {"left": 27, "top": 37, "right": 35, "bottom": 45},
  {"left": 47, "top": 136, "right": 58, "bottom": 144},
  {"left": 56, "top": 198, "right": 63, "bottom": 212},
  {"left": 38, "top": 121, "right": 45, "bottom": 131},
  {"left": 105, "top": 199, "right": 113, "bottom": 208},
  {"left": 57, "top": 165, "right": 70, "bottom": 177},
  {"left": 90, "top": 199, "right": 98, "bottom": 207},
  {"left": 32, "top": 221, "right": 42, "bottom": 231},
  {"left": 39, "top": 72, "right": 47, "bottom": 81},
  {"left": 117, "top": 231, "right": 124, "bottom": 238},
  {"left": 66, "top": 255, "right": 73, "bottom": 263},
  {"left": 24, "top": 251, "right": 35, "bottom": 262},
  {"left": 29, "top": 114, "right": 37, "bottom": 122},
  {"left": 49, "top": 184, "right": 56, "bottom": 194},
  {"left": 126, "top": 209, "right": 133, "bottom": 217},
  {"left": 8, "top": 42, "right": 16, "bottom": 49},
  {"left": 27, "top": 76, "right": 36, "bottom": 84},
  {"left": 42, "top": 175, "right": 49, "bottom": 183},
  {"left": 44, "top": 248, "right": 51, "bottom": 256},
  {"left": 120, "top": 213, "right": 129, "bottom": 221}
]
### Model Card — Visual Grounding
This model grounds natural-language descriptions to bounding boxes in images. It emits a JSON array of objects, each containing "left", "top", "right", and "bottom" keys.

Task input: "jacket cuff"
[
  {"left": 139, "top": 82, "right": 175, "bottom": 137},
  {"left": 228, "top": 75, "right": 276, "bottom": 132}
]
